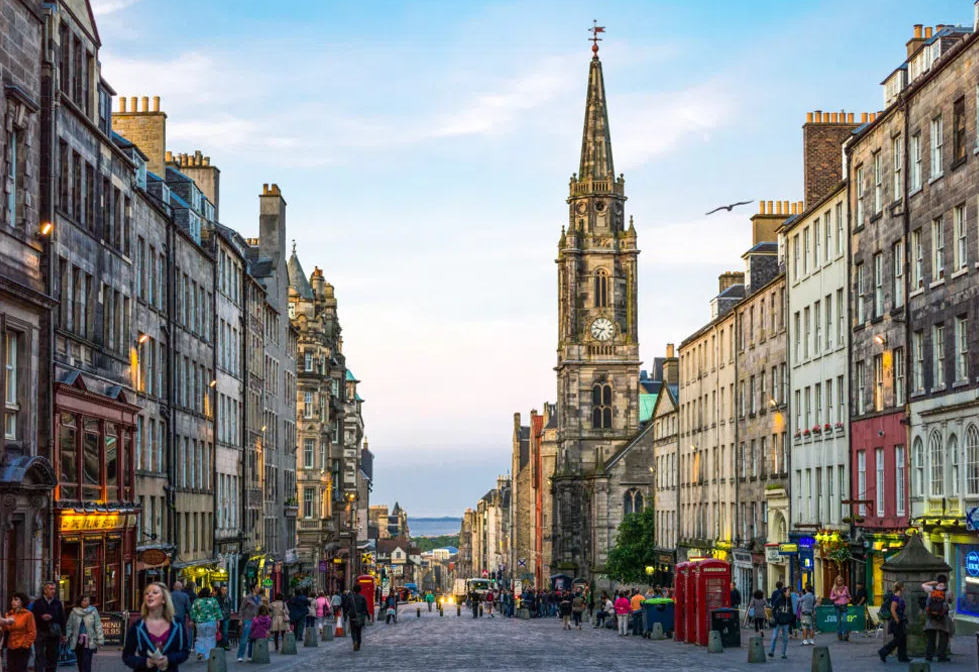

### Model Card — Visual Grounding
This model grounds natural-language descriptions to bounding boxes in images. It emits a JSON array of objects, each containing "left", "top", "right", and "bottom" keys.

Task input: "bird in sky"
[{"left": 705, "top": 200, "right": 754, "bottom": 216}]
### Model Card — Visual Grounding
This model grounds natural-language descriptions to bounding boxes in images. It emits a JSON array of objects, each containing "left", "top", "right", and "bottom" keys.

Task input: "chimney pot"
[
  {"left": 815, "top": 111, "right": 823, "bottom": 122},
  {"left": 936, "top": 24, "right": 944, "bottom": 32},
  {"left": 861, "top": 112, "right": 869, "bottom": 123},
  {"left": 767, "top": 200, "right": 774, "bottom": 214},
  {"left": 141, "top": 96, "right": 149, "bottom": 112},
  {"left": 806, "top": 112, "right": 813, "bottom": 123},
  {"left": 847, "top": 112, "right": 854, "bottom": 123},
  {"left": 263, "top": 183, "right": 269, "bottom": 194},
  {"left": 165, "top": 150, "right": 173, "bottom": 162},
  {"left": 759, "top": 202, "right": 765, "bottom": 214},
  {"left": 791, "top": 203, "right": 797, "bottom": 215},
  {"left": 666, "top": 343, "right": 675, "bottom": 358},
  {"left": 830, "top": 112, "right": 837, "bottom": 122},
  {"left": 925, "top": 26, "right": 933, "bottom": 38},
  {"left": 914, "top": 24, "right": 923, "bottom": 38},
  {"left": 203, "top": 157, "right": 210, "bottom": 166},
  {"left": 783, "top": 200, "right": 789, "bottom": 214},
  {"left": 129, "top": 96, "right": 137, "bottom": 113},
  {"left": 119, "top": 97, "right": 127, "bottom": 112},
  {"left": 776, "top": 201, "right": 782, "bottom": 215},
  {"left": 152, "top": 96, "right": 160, "bottom": 112}
]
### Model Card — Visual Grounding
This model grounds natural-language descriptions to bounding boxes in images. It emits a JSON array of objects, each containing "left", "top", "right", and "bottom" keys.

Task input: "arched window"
[
  {"left": 912, "top": 437, "right": 924, "bottom": 497},
  {"left": 948, "top": 434, "right": 960, "bottom": 497},
  {"left": 594, "top": 269, "right": 608, "bottom": 308},
  {"left": 966, "top": 425, "right": 979, "bottom": 496},
  {"left": 623, "top": 489, "right": 643, "bottom": 516},
  {"left": 929, "top": 430, "right": 945, "bottom": 496},
  {"left": 592, "top": 382, "right": 613, "bottom": 429}
]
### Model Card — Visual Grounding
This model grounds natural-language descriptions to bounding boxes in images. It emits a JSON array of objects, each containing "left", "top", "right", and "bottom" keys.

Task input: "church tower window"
[
  {"left": 595, "top": 269, "right": 609, "bottom": 307},
  {"left": 592, "top": 383, "right": 613, "bottom": 429}
]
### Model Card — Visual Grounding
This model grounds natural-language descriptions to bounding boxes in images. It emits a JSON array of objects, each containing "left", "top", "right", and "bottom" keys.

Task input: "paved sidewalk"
[{"left": 84, "top": 602, "right": 977, "bottom": 672}]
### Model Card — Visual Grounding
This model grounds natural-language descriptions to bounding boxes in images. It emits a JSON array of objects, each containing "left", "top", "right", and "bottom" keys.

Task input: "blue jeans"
[
  {"left": 220, "top": 618, "right": 229, "bottom": 648},
  {"left": 769, "top": 623, "right": 789, "bottom": 656},
  {"left": 631, "top": 610, "right": 643, "bottom": 635},
  {"left": 236, "top": 620, "right": 252, "bottom": 659},
  {"left": 836, "top": 606, "right": 848, "bottom": 638}
]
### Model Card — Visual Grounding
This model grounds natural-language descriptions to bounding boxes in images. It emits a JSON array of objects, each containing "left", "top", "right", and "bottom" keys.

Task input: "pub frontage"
[{"left": 53, "top": 375, "right": 139, "bottom": 612}]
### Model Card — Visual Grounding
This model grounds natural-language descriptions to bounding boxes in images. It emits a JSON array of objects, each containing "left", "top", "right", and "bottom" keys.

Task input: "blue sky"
[{"left": 94, "top": 0, "right": 974, "bottom": 516}]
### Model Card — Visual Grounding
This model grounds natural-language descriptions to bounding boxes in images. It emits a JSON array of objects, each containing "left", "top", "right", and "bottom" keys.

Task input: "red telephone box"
[
  {"left": 357, "top": 575, "right": 377, "bottom": 619},
  {"left": 692, "top": 559, "right": 731, "bottom": 646},
  {"left": 685, "top": 561, "right": 699, "bottom": 643},
  {"left": 674, "top": 562, "right": 689, "bottom": 642}
]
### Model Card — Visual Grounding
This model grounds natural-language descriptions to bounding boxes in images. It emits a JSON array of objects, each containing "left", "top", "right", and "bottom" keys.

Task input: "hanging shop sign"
[{"left": 139, "top": 549, "right": 169, "bottom": 567}]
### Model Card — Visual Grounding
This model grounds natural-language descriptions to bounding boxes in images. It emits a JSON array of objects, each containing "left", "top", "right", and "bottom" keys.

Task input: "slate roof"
[{"left": 287, "top": 246, "right": 313, "bottom": 299}]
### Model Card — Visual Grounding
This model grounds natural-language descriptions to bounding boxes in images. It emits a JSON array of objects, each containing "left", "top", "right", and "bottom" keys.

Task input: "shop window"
[{"left": 59, "top": 414, "right": 78, "bottom": 500}]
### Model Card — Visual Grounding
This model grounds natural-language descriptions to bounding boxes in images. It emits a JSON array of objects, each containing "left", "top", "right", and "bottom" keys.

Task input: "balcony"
[
  {"left": 284, "top": 500, "right": 300, "bottom": 517},
  {"left": 299, "top": 518, "right": 322, "bottom": 531}
]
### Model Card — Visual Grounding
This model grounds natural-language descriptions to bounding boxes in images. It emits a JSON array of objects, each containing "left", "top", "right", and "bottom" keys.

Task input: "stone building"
[
  {"left": 242, "top": 267, "right": 267, "bottom": 569},
  {"left": 472, "top": 477, "right": 510, "bottom": 578},
  {"left": 456, "top": 509, "right": 474, "bottom": 579},
  {"left": 0, "top": 0, "right": 57, "bottom": 609},
  {"left": 369, "top": 505, "right": 391, "bottom": 540},
  {"left": 784, "top": 174, "right": 852, "bottom": 597},
  {"left": 245, "top": 184, "right": 298, "bottom": 591},
  {"left": 853, "top": 19, "right": 979, "bottom": 629},
  {"left": 677, "top": 274, "right": 742, "bottom": 568},
  {"left": 510, "top": 413, "right": 533, "bottom": 584},
  {"left": 343, "top": 368, "right": 364, "bottom": 583},
  {"left": 536, "top": 403, "right": 558, "bottom": 587},
  {"left": 288, "top": 251, "right": 338, "bottom": 590},
  {"left": 47, "top": 1, "right": 141, "bottom": 611},
  {"left": 732, "top": 205, "right": 789, "bottom": 593},
  {"left": 650, "top": 346, "right": 678, "bottom": 585},
  {"left": 551, "top": 42, "right": 648, "bottom": 586}
]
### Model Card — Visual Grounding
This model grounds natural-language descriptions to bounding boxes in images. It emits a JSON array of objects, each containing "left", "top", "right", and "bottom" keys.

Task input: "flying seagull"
[{"left": 705, "top": 200, "right": 754, "bottom": 216}]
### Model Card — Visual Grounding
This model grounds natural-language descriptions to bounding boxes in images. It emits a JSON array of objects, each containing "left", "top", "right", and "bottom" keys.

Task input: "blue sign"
[
  {"left": 966, "top": 551, "right": 979, "bottom": 578},
  {"left": 966, "top": 507, "right": 979, "bottom": 532}
]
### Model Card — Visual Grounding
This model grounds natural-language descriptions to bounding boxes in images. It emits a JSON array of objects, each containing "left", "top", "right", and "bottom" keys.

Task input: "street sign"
[
  {"left": 262, "top": 578, "right": 273, "bottom": 587},
  {"left": 481, "top": 569, "right": 488, "bottom": 578},
  {"left": 966, "top": 507, "right": 979, "bottom": 531},
  {"left": 517, "top": 559, "right": 527, "bottom": 568}
]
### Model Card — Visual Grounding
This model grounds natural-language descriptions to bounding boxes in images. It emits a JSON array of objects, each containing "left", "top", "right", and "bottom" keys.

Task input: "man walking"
[
  {"left": 730, "top": 581, "right": 742, "bottom": 615},
  {"left": 922, "top": 574, "right": 952, "bottom": 662},
  {"left": 768, "top": 585, "right": 791, "bottom": 659},
  {"left": 344, "top": 585, "right": 369, "bottom": 652},
  {"left": 171, "top": 580, "right": 191, "bottom": 638},
  {"left": 30, "top": 581, "right": 66, "bottom": 672},
  {"left": 235, "top": 584, "right": 261, "bottom": 662},
  {"left": 215, "top": 584, "right": 232, "bottom": 650}
]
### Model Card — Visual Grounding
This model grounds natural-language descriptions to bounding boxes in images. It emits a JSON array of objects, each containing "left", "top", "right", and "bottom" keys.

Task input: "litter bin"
[
  {"left": 642, "top": 598, "right": 675, "bottom": 637},
  {"left": 709, "top": 607, "right": 741, "bottom": 648}
]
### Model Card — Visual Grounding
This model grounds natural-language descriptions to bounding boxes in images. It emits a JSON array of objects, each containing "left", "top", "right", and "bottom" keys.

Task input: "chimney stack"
[
  {"left": 803, "top": 108, "right": 861, "bottom": 208},
  {"left": 663, "top": 343, "right": 678, "bottom": 385},
  {"left": 112, "top": 94, "right": 168, "bottom": 176},
  {"left": 718, "top": 271, "right": 745, "bottom": 294},
  {"left": 175, "top": 148, "right": 221, "bottom": 220}
]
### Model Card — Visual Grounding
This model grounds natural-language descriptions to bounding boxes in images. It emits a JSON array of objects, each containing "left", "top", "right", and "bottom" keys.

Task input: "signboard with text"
[{"left": 101, "top": 612, "right": 126, "bottom": 647}]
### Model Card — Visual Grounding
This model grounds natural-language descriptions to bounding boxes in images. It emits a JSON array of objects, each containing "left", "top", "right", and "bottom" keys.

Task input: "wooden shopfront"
[{"left": 53, "top": 377, "right": 139, "bottom": 612}]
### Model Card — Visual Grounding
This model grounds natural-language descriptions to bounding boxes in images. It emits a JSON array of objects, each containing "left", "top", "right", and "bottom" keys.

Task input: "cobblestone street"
[{"left": 85, "top": 604, "right": 977, "bottom": 672}]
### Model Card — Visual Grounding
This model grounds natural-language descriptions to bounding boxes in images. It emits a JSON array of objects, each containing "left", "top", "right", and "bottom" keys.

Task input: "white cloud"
[
  {"left": 639, "top": 210, "right": 752, "bottom": 265},
  {"left": 91, "top": 0, "right": 140, "bottom": 15}
]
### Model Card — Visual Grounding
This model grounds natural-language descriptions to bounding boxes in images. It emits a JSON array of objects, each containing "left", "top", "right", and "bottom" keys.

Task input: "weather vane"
[{"left": 589, "top": 20, "right": 605, "bottom": 56}]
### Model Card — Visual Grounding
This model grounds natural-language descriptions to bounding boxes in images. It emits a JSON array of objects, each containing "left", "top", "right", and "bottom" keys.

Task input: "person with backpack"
[
  {"left": 342, "top": 585, "right": 369, "bottom": 652},
  {"left": 829, "top": 575, "right": 851, "bottom": 641},
  {"left": 768, "top": 586, "right": 792, "bottom": 659},
  {"left": 877, "top": 581, "right": 911, "bottom": 663},
  {"left": 798, "top": 585, "right": 816, "bottom": 646},
  {"left": 922, "top": 574, "right": 951, "bottom": 662},
  {"left": 559, "top": 592, "right": 573, "bottom": 630},
  {"left": 749, "top": 590, "right": 768, "bottom": 633}
]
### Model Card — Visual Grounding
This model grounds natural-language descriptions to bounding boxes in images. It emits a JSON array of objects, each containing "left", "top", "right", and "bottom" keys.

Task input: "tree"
[{"left": 603, "top": 506, "right": 657, "bottom": 584}]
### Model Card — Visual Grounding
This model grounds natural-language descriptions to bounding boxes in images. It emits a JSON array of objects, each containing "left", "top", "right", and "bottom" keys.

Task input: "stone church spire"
[{"left": 578, "top": 50, "right": 614, "bottom": 183}]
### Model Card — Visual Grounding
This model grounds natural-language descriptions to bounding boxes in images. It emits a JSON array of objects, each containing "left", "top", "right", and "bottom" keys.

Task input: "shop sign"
[
  {"left": 60, "top": 513, "right": 136, "bottom": 532},
  {"left": 965, "top": 551, "right": 979, "bottom": 578},
  {"left": 262, "top": 578, "right": 273, "bottom": 588},
  {"left": 765, "top": 545, "right": 782, "bottom": 563},
  {"left": 139, "top": 549, "right": 169, "bottom": 567},
  {"left": 966, "top": 507, "right": 979, "bottom": 531},
  {"left": 100, "top": 612, "right": 126, "bottom": 647},
  {"left": 733, "top": 551, "right": 752, "bottom": 567},
  {"left": 318, "top": 560, "right": 328, "bottom": 572},
  {"left": 778, "top": 543, "right": 799, "bottom": 555}
]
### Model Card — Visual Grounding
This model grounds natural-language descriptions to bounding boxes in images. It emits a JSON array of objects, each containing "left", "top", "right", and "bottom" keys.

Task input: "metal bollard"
[
  {"left": 457, "top": 604, "right": 461, "bottom": 617},
  {"left": 417, "top": 606, "right": 421, "bottom": 618}
]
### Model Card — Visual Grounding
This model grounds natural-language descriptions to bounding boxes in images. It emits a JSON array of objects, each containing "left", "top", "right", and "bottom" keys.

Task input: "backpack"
[
  {"left": 877, "top": 591, "right": 894, "bottom": 621},
  {"left": 771, "top": 592, "right": 791, "bottom": 625},
  {"left": 925, "top": 588, "right": 948, "bottom": 622}
]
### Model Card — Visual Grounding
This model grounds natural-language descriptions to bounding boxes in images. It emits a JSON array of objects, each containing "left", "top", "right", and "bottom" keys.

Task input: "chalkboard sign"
[{"left": 100, "top": 612, "right": 126, "bottom": 647}]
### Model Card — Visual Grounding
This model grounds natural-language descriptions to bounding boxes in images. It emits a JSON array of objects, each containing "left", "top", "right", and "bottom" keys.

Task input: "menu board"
[{"left": 100, "top": 612, "right": 126, "bottom": 647}]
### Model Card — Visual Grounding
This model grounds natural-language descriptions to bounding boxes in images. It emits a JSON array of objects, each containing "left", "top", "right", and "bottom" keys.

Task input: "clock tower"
[{"left": 552, "top": 35, "right": 641, "bottom": 577}]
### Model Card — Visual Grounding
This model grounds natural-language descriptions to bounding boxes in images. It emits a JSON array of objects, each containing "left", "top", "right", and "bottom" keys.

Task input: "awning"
[{"left": 172, "top": 557, "right": 218, "bottom": 570}]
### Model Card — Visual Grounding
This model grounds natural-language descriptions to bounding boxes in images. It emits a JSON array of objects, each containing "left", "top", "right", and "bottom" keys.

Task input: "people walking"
[
  {"left": 614, "top": 592, "right": 631, "bottom": 637},
  {"left": 571, "top": 591, "right": 585, "bottom": 631},
  {"left": 768, "top": 585, "right": 791, "bottom": 659},
  {"left": 922, "top": 574, "right": 952, "bottom": 662},
  {"left": 269, "top": 594, "right": 288, "bottom": 652},
  {"left": 30, "top": 581, "right": 66, "bottom": 672},
  {"left": 629, "top": 589, "right": 644, "bottom": 636},
  {"left": 66, "top": 594, "right": 104, "bottom": 672},
  {"left": 343, "top": 585, "right": 369, "bottom": 652},
  {"left": 749, "top": 590, "right": 768, "bottom": 633},
  {"left": 1, "top": 592, "right": 37, "bottom": 672},
  {"left": 830, "top": 575, "right": 851, "bottom": 641},
  {"left": 190, "top": 587, "right": 221, "bottom": 661},
  {"left": 287, "top": 590, "right": 309, "bottom": 641},
  {"left": 798, "top": 585, "right": 816, "bottom": 646},
  {"left": 235, "top": 585, "right": 261, "bottom": 662},
  {"left": 383, "top": 590, "right": 398, "bottom": 624},
  {"left": 170, "top": 581, "right": 191, "bottom": 639},
  {"left": 121, "top": 582, "right": 191, "bottom": 672},
  {"left": 247, "top": 605, "right": 271, "bottom": 660},
  {"left": 877, "top": 581, "right": 911, "bottom": 663},
  {"left": 559, "top": 592, "right": 572, "bottom": 630},
  {"left": 730, "top": 582, "right": 742, "bottom": 616},
  {"left": 214, "top": 585, "right": 231, "bottom": 651}
]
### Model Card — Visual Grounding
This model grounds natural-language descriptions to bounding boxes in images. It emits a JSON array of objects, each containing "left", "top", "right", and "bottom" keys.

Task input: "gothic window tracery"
[
  {"left": 623, "top": 488, "right": 644, "bottom": 515},
  {"left": 595, "top": 269, "right": 608, "bottom": 308},
  {"left": 592, "top": 382, "right": 612, "bottom": 429}
]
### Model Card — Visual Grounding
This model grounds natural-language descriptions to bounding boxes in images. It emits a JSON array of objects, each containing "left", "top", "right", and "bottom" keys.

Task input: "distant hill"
[
  {"left": 409, "top": 517, "right": 462, "bottom": 537},
  {"left": 412, "top": 534, "right": 460, "bottom": 553}
]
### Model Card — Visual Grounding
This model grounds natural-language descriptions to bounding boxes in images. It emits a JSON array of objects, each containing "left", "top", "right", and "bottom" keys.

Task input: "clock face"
[
  {"left": 590, "top": 317, "right": 615, "bottom": 341},
  {"left": 575, "top": 202, "right": 588, "bottom": 215}
]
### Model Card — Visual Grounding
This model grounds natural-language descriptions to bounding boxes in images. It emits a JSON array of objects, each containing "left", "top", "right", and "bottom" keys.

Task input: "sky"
[{"left": 92, "top": 0, "right": 975, "bottom": 517}]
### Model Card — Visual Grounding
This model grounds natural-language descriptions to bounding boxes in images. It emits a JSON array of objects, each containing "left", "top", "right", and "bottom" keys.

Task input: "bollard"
[
  {"left": 321, "top": 622, "right": 333, "bottom": 641},
  {"left": 439, "top": 606, "right": 444, "bottom": 617},
  {"left": 249, "top": 638, "right": 270, "bottom": 664},
  {"left": 810, "top": 646, "right": 832, "bottom": 672},
  {"left": 280, "top": 631, "right": 297, "bottom": 655},
  {"left": 303, "top": 624, "right": 318, "bottom": 647},
  {"left": 479, "top": 605, "right": 483, "bottom": 617},
  {"left": 457, "top": 604, "right": 462, "bottom": 617},
  {"left": 208, "top": 645, "right": 228, "bottom": 672},
  {"left": 907, "top": 664, "right": 931, "bottom": 672},
  {"left": 417, "top": 606, "right": 421, "bottom": 618},
  {"left": 747, "top": 636, "right": 767, "bottom": 664},
  {"left": 650, "top": 622, "right": 665, "bottom": 640},
  {"left": 708, "top": 630, "right": 724, "bottom": 653}
]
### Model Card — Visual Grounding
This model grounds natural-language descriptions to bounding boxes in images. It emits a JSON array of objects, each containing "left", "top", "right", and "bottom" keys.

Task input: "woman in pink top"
[
  {"left": 829, "top": 576, "right": 851, "bottom": 641},
  {"left": 315, "top": 593, "right": 329, "bottom": 636},
  {"left": 613, "top": 592, "right": 631, "bottom": 637}
]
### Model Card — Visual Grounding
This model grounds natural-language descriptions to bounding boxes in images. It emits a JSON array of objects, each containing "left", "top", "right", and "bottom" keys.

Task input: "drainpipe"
[
  {"left": 40, "top": 2, "right": 58, "bottom": 584},
  {"left": 165, "top": 210, "right": 177, "bottom": 577},
  {"left": 900, "top": 93, "right": 912, "bottom": 535}
]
